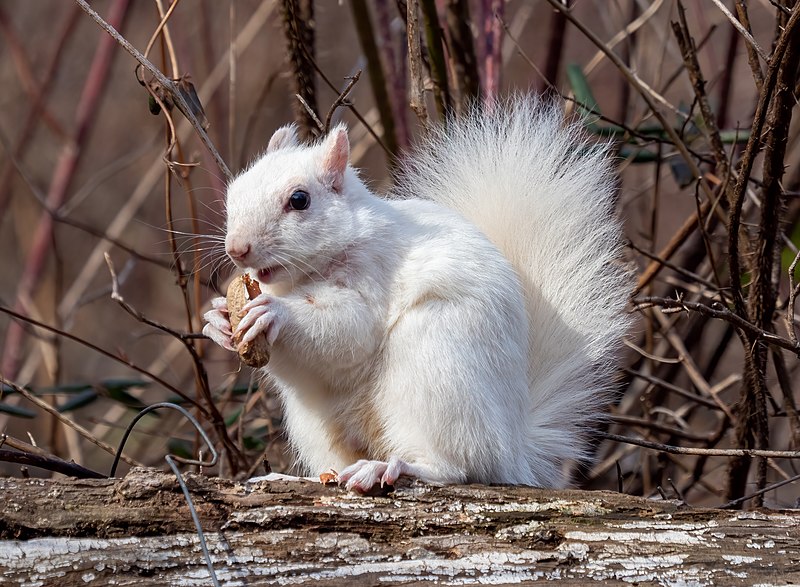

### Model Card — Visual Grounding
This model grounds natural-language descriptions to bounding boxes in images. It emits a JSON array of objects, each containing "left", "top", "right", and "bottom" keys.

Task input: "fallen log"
[{"left": 0, "top": 468, "right": 798, "bottom": 585}]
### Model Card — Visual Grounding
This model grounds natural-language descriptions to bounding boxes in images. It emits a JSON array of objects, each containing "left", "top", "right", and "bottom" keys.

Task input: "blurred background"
[{"left": 0, "top": 0, "right": 798, "bottom": 509}]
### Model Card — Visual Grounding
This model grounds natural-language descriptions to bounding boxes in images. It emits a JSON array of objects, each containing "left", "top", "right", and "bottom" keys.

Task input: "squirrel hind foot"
[{"left": 337, "top": 456, "right": 411, "bottom": 493}]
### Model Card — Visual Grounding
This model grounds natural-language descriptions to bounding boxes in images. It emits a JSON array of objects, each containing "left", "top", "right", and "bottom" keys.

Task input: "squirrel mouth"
[{"left": 256, "top": 266, "right": 280, "bottom": 283}]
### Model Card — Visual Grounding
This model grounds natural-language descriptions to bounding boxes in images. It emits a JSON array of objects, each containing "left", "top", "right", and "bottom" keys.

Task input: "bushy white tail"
[{"left": 394, "top": 97, "right": 632, "bottom": 482}]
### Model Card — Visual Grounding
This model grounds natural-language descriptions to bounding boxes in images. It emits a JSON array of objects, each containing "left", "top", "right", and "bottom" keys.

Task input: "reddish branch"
[
  {"left": 349, "top": 0, "right": 399, "bottom": 157},
  {"left": 0, "top": 0, "right": 130, "bottom": 381},
  {"left": 372, "top": 0, "right": 410, "bottom": 151},
  {"left": 478, "top": 0, "right": 502, "bottom": 102},
  {"left": 0, "top": 5, "right": 80, "bottom": 221}
]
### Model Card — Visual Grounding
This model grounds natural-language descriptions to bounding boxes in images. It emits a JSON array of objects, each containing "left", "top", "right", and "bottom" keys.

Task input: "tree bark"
[{"left": 0, "top": 468, "right": 798, "bottom": 585}]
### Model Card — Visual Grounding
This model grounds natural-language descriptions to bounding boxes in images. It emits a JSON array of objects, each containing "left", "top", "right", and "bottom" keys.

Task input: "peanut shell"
[{"left": 226, "top": 274, "right": 271, "bottom": 368}]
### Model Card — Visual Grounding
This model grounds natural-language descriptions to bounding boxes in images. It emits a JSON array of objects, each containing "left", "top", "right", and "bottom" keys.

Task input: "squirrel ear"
[
  {"left": 267, "top": 125, "right": 299, "bottom": 152},
  {"left": 320, "top": 126, "right": 349, "bottom": 192}
]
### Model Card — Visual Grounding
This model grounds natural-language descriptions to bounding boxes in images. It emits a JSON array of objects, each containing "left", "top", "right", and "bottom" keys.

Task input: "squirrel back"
[{"left": 392, "top": 97, "right": 632, "bottom": 483}]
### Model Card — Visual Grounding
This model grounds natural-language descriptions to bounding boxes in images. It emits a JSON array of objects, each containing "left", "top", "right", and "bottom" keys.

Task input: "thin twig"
[
  {"left": 624, "top": 369, "right": 723, "bottom": 412},
  {"left": 0, "top": 304, "right": 205, "bottom": 413},
  {"left": 601, "top": 432, "right": 800, "bottom": 459},
  {"left": 296, "top": 94, "right": 324, "bottom": 133},
  {"left": 406, "top": 0, "right": 430, "bottom": 130},
  {"left": 104, "top": 254, "right": 246, "bottom": 471},
  {"left": 734, "top": 1, "right": 764, "bottom": 93},
  {"left": 0, "top": 4, "right": 79, "bottom": 220},
  {"left": 74, "top": 0, "right": 231, "bottom": 181},
  {"left": 709, "top": 0, "right": 769, "bottom": 63},
  {"left": 671, "top": 2, "right": 731, "bottom": 190},
  {"left": 628, "top": 239, "right": 721, "bottom": 293},
  {"left": 786, "top": 250, "right": 800, "bottom": 346},
  {"left": 496, "top": 14, "right": 554, "bottom": 92},
  {"left": 444, "top": 0, "right": 481, "bottom": 110},
  {"left": 324, "top": 71, "right": 362, "bottom": 133},
  {"left": 144, "top": 0, "right": 181, "bottom": 74},
  {"left": 1, "top": 0, "right": 130, "bottom": 382},
  {"left": 727, "top": 4, "right": 800, "bottom": 319},
  {"left": 297, "top": 42, "right": 392, "bottom": 156},
  {"left": 610, "top": 414, "right": 715, "bottom": 443},
  {"left": 634, "top": 296, "right": 800, "bottom": 357},
  {"left": 418, "top": 0, "right": 450, "bottom": 119},
  {"left": 105, "top": 254, "right": 198, "bottom": 343},
  {"left": 720, "top": 471, "right": 800, "bottom": 509},
  {"left": 0, "top": 376, "right": 144, "bottom": 467}
]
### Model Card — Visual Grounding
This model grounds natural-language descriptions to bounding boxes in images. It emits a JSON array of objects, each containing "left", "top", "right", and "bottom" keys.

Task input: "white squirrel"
[{"left": 203, "top": 97, "right": 632, "bottom": 492}]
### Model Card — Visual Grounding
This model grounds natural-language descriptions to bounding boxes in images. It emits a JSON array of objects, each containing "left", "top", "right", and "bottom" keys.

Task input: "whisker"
[
  {"left": 198, "top": 198, "right": 227, "bottom": 218},
  {"left": 272, "top": 250, "right": 317, "bottom": 283},
  {"left": 184, "top": 186, "right": 226, "bottom": 198},
  {"left": 270, "top": 254, "right": 298, "bottom": 289},
  {"left": 191, "top": 163, "right": 231, "bottom": 188}
]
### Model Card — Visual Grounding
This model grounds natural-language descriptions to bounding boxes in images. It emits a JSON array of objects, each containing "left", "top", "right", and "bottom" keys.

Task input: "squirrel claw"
[
  {"left": 233, "top": 294, "right": 286, "bottom": 346},
  {"left": 202, "top": 321, "right": 236, "bottom": 352},
  {"left": 203, "top": 299, "right": 236, "bottom": 351},
  {"left": 337, "top": 456, "right": 409, "bottom": 493}
]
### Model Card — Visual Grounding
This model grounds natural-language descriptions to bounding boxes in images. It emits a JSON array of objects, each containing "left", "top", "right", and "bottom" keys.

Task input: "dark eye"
[{"left": 288, "top": 190, "right": 310, "bottom": 211}]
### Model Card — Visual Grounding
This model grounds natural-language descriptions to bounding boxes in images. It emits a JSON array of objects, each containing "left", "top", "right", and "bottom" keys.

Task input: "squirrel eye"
[{"left": 288, "top": 190, "right": 310, "bottom": 211}]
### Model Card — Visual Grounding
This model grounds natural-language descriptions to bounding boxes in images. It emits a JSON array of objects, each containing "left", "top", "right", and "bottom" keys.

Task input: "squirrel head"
[{"left": 224, "top": 124, "right": 363, "bottom": 288}]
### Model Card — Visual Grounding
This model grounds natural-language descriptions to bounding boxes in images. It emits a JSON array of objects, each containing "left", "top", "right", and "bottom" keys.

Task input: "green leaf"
[
  {"left": 58, "top": 389, "right": 99, "bottom": 413},
  {"left": 719, "top": 130, "right": 750, "bottom": 144},
  {"left": 781, "top": 221, "right": 800, "bottom": 277},
  {"left": 36, "top": 383, "right": 92, "bottom": 394},
  {"left": 225, "top": 408, "right": 243, "bottom": 427},
  {"left": 248, "top": 425, "right": 269, "bottom": 437},
  {"left": 1, "top": 383, "right": 34, "bottom": 396},
  {"left": 566, "top": 64, "right": 601, "bottom": 122},
  {"left": 167, "top": 438, "right": 194, "bottom": 460},
  {"left": 618, "top": 145, "right": 661, "bottom": 163},
  {"left": 0, "top": 402, "right": 36, "bottom": 418},
  {"left": 100, "top": 379, "right": 150, "bottom": 392},
  {"left": 104, "top": 387, "right": 148, "bottom": 410},
  {"left": 231, "top": 384, "right": 256, "bottom": 396},
  {"left": 668, "top": 158, "right": 694, "bottom": 188},
  {"left": 242, "top": 435, "right": 265, "bottom": 451}
]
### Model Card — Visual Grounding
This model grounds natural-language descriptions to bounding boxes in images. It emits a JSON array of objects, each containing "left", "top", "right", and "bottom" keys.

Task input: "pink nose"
[{"left": 226, "top": 241, "right": 251, "bottom": 261}]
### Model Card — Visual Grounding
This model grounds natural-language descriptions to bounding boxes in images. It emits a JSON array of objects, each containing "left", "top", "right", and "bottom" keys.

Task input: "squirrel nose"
[{"left": 226, "top": 240, "right": 251, "bottom": 262}]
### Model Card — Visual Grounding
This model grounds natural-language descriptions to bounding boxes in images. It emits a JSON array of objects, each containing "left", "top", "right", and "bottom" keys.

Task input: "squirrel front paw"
[
  {"left": 234, "top": 293, "right": 287, "bottom": 347},
  {"left": 202, "top": 297, "right": 236, "bottom": 351}
]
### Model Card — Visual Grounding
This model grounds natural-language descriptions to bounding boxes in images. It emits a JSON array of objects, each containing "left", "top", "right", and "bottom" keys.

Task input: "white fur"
[{"left": 207, "top": 97, "right": 632, "bottom": 488}]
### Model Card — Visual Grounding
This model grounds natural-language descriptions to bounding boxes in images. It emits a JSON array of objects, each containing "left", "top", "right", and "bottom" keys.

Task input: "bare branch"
[
  {"left": 634, "top": 296, "right": 800, "bottom": 357},
  {"left": 74, "top": 0, "right": 231, "bottom": 181},
  {"left": 709, "top": 0, "right": 769, "bottom": 64}
]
